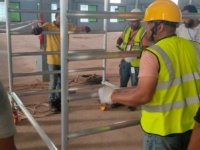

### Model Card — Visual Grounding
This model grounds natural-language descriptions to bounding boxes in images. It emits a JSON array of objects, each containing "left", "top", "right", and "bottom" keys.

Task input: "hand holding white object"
[{"left": 98, "top": 86, "right": 115, "bottom": 104}]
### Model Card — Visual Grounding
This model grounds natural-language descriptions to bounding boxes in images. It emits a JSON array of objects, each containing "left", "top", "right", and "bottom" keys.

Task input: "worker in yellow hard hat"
[
  {"left": 98, "top": 0, "right": 200, "bottom": 149},
  {"left": 114, "top": 8, "right": 149, "bottom": 110}
]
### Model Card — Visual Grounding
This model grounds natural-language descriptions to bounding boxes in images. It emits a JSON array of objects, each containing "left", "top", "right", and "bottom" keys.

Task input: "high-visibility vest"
[
  {"left": 119, "top": 26, "right": 145, "bottom": 67},
  {"left": 141, "top": 36, "right": 200, "bottom": 136}
]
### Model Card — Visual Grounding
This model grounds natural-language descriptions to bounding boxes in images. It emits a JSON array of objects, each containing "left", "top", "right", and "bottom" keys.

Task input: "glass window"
[
  {"left": 110, "top": 0, "right": 121, "bottom": 4},
  {"left": 0, "top": 2, "right": 5, "bottom": 22},
  {"left": 80, "top": 4, "right": 97, "bottom": 23},
  {"left": 110, "top": 5, "right": 125, "bottom": 23},
  {"left": 51, "top": 3, "right": 58, "bottom": 22},
  {"left": 9, "top": 2, "right": 21, "bottom": 22},
  {"left": 0, "top": 2, "right": 21, "bottom": 22}
]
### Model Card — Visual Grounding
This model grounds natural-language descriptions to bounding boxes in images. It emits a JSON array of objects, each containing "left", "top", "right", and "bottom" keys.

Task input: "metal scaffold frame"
[{"left": 5, "top": 0, "right": 144, "bottom": 149}]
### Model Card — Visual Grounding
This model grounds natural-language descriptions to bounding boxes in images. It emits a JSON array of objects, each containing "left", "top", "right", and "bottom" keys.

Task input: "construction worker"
[
  {"left": 116, "top": 8, "right": 148, "bottom": 88},
  {"left": 176, "top": 4, "right": 200, "bottom": 42},
  {"left": 188, "top": 107, "right": 200, "bottom": 150},
  {"left": 32, "top": 9, "right": 91, "bottom": 113},
  {"left": 0, "top": 81, "right": 17, "bottom": 150},
  {"left": 114, "top": 8, "right": 149, "bottom": 109},
  {"left": 98, "top": 0, "right": 200, "bottom": 149}
]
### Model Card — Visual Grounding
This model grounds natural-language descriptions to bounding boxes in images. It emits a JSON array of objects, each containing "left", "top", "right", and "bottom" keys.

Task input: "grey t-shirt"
[{"left": 0, "top": 81, "right": 16, "bottom": 138}]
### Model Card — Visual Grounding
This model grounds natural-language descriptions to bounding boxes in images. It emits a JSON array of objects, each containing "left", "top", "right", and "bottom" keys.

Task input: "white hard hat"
[
  {"left": 127, "top": 8, "right": 142, "bottom": 21},
  {"left": 131, "top": 8, "right": 142, "bottom": 13}
]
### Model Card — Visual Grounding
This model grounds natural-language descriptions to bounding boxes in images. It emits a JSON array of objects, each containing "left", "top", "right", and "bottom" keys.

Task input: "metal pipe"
[
  {"left": 8, "top": 8, "right": 58, "bottom": 14},
  {"left": 7, "top": 9, "right": 200, "bottom": 19},
  {"left": 5, "top": 0, "right": 13, "bottom": 92},
  {"left": 68, "top": 120, "right": 140, "bottom": 139},
  {"left": 11, "top": 92, "right": 57, "bottom": 150},
  {"left": 13, "top": 67, "right": 104, "bottom": 77},
  {"left": 60, "top": 0, "right": 69, "bottom": 149},
  {"left": 102, "top": 0, "right": 108, "bottom": 83},
  {"left": 68, "top": 51, "right": 141, "bottom": 61},
  {"left": 135, "top": 0, "right": 139, "bottom": 9},
  {"left": 15, "top": 89, "right": 61, "bottom": 97},
  {"left": 12, "top": 51, "right": 59, "bottom": 57},
  {"left": 13, "top": 70, "right": 60, "bottom": 77},
  {"left": 68, "top": 92, "right": 98, "bottom": 101}
]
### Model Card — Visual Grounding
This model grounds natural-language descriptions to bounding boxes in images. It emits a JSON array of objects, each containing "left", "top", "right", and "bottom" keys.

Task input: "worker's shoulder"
[{"left": 42, "top": 22, "right": 55, "bottom": 28}]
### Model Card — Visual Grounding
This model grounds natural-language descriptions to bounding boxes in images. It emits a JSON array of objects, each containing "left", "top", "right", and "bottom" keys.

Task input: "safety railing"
[{"left": 4, "top": 0, "right": 146, "bottom": 149}]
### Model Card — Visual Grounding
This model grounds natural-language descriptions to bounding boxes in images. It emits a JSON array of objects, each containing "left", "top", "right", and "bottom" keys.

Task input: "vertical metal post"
[
  {"left": 135, "top": 0, "right": 139, "bottom": 8},
  {"left": 60, "top": 0, "right": 69, "bottom": 149},
  {"left": 5, "top": 0, "right": 13, "bottom": 92},
  {"left": 102, "top": 0, "right": 108, "bottom": 82}
]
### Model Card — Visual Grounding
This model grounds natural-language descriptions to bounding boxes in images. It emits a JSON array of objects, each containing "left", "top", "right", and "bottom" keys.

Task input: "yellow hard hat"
[{"left": 143, "top": 0, "right": 182, "bottom": 23}]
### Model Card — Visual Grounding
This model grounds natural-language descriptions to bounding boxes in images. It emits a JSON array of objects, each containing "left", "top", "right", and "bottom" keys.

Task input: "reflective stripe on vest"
[
  {"left": 150, "top": 43, "right": 200, "bottom": 90},
  {"left": 131, "top": 27, "right": 145, "bottom": 51},
  {"left": 142, "top": 94, "right": 200, "bottom": 112},
  {"left": 119, "top": 26, "right": 131, "bottom": 51},
  {"left": 130, "top": 27, "right": 146, "bottom": 67},
  {"left": 119, "top": 26, "right": 145, "bottom": 51},
  {"left": 141, "top": 36, "right": 200, "bottom": 136}
]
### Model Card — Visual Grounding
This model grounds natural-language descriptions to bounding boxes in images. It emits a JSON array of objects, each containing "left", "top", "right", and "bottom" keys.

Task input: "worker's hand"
[
  {"left": 85, "top": 26, "right": 91, "bottom": 33},
  {"left": 116, "top": 37, "right": 123, "bottom": 46},
  {"left": 98, "top": 86, "right": 114, "bottom": 104},
  {"left": 116, "top": 37, "right": 123, "bottom": 50},
  {"left": 32, "top": 25, "right": 43, "bottom": 35}
]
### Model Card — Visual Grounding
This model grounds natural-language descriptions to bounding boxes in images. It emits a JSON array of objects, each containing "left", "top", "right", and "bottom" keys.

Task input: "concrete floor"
[{"left": 0, "top": 32, "right": 144, "bottom": 150}]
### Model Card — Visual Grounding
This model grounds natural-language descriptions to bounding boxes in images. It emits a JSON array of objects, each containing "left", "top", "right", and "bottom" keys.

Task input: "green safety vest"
[
  {"left": 141, "top": 36, "right": 200, "bottom": 136},
  {"left": 119, "top": 26, "right": 145, "bottom": 67}
]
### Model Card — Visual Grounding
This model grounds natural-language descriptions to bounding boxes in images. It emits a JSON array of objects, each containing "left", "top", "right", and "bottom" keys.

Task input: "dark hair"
[
  {"left": 182, "top": 5, "right": 197, "bottom": 13},
  {"left": 55, "top": 8, "right": 60, "bottom": 18}
]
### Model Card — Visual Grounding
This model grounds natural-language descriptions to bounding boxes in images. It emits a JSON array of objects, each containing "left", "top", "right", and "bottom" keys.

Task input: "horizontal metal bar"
[
  {"left": 69, "top": 67, "right": 104, "bottom": 73},
  {"left": 6, "top": 30, "right": 119, "bottom": 35},
  {"left": 12, "top": 51, "right": 59, "bottom": 57},
  {"left": 68, "top": 119, "right": 140, "bottom": 139},
  {"left": 69, "top": 49, "right": 105, "bottom": 53},
  {"left": 15, "top": 89, "right": 61, "bottom": 96},
  {"left": 14, "top": 84, "right": 101, "bottom": 97},
  {"left": 7, "top": 9, "right": 200, "bottom": 19},
  {"left": 67, "top": 11, "right": 200, "bottom": 19},
  {"left": 10, "top": 92, "right": 58, "bottom": 150},
  {"left": 13, "top": 67, "right": 103, "bottom": 77},
  {"left": 13, "top": 50, "right": 138, "bottom": 61},
  {"left": 11, "top": 49, "right": 105, "bottom": 57},
  {"left": 68, "top": 84, "right": 102, "bottom": 91},
  {"left": 8, "top": 8, "right": 58, "bottom": 14},
  {"left": 68, "top": 51, "right": 141, "bottom": 61},
  {"left": 67, "top": 11, "right": 143, "bottom": 19},
  {"left": 68, "top": 92, "right": 98, "bottom": 101},
  {"left": 13, "top": 70, "right": 60, "bottom": 77}
]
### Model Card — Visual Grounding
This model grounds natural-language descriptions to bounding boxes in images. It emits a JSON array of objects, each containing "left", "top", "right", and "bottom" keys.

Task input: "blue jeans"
[
  {"left": 143, "top": 130, "right": 192, "bottom": 150},
  {"left": 119, "top": 59, "right": 139, "bottom": 87},
  {"left": 48, "top": 64, "right": 61, "bottom": 103}
]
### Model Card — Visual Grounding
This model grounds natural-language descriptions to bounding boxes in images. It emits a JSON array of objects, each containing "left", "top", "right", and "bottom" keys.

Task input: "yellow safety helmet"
[{"left": 143, "top": 0, "right": 182, "bottom": 23}]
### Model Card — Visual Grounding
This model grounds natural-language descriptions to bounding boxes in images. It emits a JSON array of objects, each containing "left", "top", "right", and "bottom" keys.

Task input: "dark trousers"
[
  {"left": 143, "top": 130, "right": 192, "bottom": 150},
  {"left": 119, "top": 59, "right": 139, "bottom": 87},
  {"left": 48, "top": 64, "right": 61, "bottom": 103}
]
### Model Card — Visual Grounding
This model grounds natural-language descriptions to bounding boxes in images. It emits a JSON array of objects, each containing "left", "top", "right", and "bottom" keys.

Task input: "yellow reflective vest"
[
  {"left": 141, "top": 36, "right": 200, "bottom": 136},
  {"left": 119, "top": 26, "right": 145, "bottom": 67}
]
